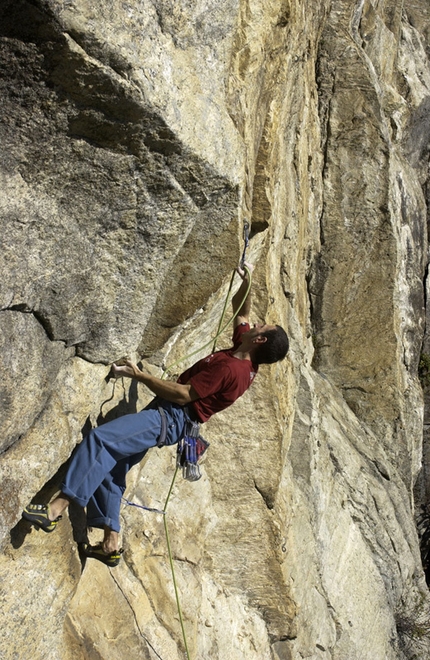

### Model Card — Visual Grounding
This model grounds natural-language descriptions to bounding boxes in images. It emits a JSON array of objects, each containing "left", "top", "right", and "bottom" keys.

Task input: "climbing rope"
[
  {"left": 161, "top": 466, "right": 187, "bottom": 656},
  {"left": 159, "top": 266, "right": 252, "bottom": 380},
  {"left": 124, "top": 221, "right": 252, "bottom": 660},
  {"left": 160, "top": 267, "right": 252, "bottom": 658},
  {"left": 121, "top": 497, "right": 165, "bottom": 515}
]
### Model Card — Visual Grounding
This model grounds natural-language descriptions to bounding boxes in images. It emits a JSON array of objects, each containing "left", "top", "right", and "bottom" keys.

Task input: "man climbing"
[{"left": 22, "top": 264, "right": 289, "bottom": 566}]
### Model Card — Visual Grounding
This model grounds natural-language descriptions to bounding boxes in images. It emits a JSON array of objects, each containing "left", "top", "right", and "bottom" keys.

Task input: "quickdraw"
[{"left": 240, "top": 221, "right": 250, "bottom": 268}]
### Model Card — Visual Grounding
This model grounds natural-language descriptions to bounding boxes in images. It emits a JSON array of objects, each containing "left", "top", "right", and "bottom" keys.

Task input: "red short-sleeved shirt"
[{"left": 177, "top": 323, "right": 258, "bottom": 422}]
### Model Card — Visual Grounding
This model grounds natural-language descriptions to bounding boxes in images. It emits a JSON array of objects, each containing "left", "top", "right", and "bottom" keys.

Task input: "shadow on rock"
[
  {"left": 10, "top": 458, "right": 70, "bottom": 549},
  {"left": 12, "top": 375, "right": 141, "bottom": 555},
  {"left": 97, "top": 372, "right": 140, "bottom": 425}
]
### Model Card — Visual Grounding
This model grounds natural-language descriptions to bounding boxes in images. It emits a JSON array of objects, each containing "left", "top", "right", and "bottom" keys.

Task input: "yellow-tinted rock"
[{"left": 2, "top": 0, "right": 430, "bottom": 659}]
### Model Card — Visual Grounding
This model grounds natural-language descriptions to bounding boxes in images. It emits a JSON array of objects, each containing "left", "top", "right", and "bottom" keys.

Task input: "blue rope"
[{"left": 122, "top": 497, "right": 165, "bottom": 515}]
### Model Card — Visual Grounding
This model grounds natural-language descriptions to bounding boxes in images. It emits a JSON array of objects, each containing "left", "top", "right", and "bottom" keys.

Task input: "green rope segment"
[
  {"left": 162, "top": 467, "right": 191, "bottom": 660},
  {"left": 162, "top": 265, "right": 252, "bottom": 378},
  {"left": 160, "top": 264, "right": 252, "bottom": 660}
]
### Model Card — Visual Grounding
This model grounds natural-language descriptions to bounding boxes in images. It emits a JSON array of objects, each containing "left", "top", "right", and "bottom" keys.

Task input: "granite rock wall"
[{"left": 1, "top": 1, "right": 430, "bottom": 659}]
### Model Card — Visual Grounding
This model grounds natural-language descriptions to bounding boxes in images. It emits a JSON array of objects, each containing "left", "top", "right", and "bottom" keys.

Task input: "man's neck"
[{"left": 231, "top": 348, "right": 253, "bottom": 361}]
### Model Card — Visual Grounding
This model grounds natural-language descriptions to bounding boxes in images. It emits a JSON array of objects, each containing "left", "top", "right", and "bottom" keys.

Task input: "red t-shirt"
[{"left": 177, "top": 323, "right": 258, "bottom": 422}]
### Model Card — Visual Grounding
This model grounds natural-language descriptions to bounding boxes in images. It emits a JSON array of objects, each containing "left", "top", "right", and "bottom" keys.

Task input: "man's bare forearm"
[
  {"left": 112, "top": 362, "right": 196, "bottom": 405},
  {"left": 139, "top": 372, "right": 195, "bottom": 405},
  {"left": 232, "top": 269, "right": 251, "bottom": 320}
]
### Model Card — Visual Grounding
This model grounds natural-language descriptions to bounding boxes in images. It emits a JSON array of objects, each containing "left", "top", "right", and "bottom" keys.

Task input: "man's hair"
[{"left": 254, "top": 325, "right": 289, "bottom": 365}]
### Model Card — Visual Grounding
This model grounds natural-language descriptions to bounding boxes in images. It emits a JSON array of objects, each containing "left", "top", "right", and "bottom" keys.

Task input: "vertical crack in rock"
[
  {"left": 400, "top": 10, "right": 430, "bottom": 595},
  {"left": 415, "top": 259, "right": 430, "bottom": 587},
  {"left": 109, "top": 573, "right": 163, "bottom": 660}
]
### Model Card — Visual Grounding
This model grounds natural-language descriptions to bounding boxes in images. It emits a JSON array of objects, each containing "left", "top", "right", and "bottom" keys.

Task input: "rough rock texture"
[{"left": 2, "top": 1, "right": 430, "bottom": 659}]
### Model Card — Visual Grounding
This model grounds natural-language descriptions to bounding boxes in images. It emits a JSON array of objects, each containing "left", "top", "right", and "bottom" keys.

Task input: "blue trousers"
[{"left": 61, "top": 400, "right": 187, "bottom": 532}]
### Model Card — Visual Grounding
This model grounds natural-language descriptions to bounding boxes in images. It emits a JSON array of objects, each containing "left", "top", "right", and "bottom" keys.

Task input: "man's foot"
[
  {"left": 78, "top": 542, "right": 123, "bottom": 567},
  {"left": 22, "top": 503, "right": 62, "bottom": 533}
]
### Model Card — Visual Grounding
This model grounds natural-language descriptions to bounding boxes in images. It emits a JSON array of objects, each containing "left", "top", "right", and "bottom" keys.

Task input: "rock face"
[{"left": 1, "top": 1, "right": 430, "bottom": 659}]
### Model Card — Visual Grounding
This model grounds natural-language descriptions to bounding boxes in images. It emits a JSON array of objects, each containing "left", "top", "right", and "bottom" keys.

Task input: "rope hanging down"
[{"left": 125, "top": 221, "right": 252, "bottom": 660}]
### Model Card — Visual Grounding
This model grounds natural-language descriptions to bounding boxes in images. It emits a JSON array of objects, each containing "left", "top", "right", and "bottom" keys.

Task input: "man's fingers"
[{"left": 237, "top": 262, "right": 254, "bottom": 279}]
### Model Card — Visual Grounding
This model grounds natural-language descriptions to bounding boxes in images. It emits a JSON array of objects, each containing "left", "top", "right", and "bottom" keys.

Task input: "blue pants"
[{"left": 61, "top": 400, "right": 187, "bottom": 532}]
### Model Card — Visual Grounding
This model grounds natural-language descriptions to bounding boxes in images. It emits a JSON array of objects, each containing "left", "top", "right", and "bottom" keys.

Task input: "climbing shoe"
[
  {"left": 22, "top": 503, "right": 62, "bottom": 533},
  {"left": 78, "top": 542, "right": 123, "bottom": 567}
]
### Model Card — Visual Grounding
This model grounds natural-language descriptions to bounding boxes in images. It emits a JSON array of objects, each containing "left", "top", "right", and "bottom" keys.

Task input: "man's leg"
[
  {"left": 24, "top": 408, "right": 163, "bottom": 533},
  {"left": 78, "top": 402, "right": 187, "bottom": 557},
  {"left": 63, "top": 407, "right": 162, "bottom": 502},
  {"left": 49, "top": 495, "right": 70, "bottom": 519},
  {"left": 103, "top": 527, "right": 119, "bottom": 554},
  {"left": 23, "top": 401, "right": 187, "bottom": 561},
  {"left": 85, "top": 451, "right": 148, "bottom": 551},
  {"left": 77, "top": 455, "right": 141, "bottom": 562}
]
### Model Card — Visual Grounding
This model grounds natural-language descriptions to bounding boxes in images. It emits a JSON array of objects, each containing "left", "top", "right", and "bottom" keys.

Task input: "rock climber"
[{"left": 22, "top": 264, "right": 289, "bottom": 566}]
